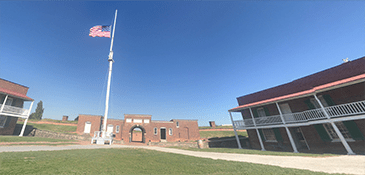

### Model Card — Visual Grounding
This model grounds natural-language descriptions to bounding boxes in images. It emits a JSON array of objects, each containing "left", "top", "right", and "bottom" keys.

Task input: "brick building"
[
  {"left": 76, "top": 114, "right": 200, "bottom": 143},
  {"left": 229, "top": 56, "right": 365, "bottom": 154},
  {"left": 0, "top": 78, "right": 34, "bottom": 136}
]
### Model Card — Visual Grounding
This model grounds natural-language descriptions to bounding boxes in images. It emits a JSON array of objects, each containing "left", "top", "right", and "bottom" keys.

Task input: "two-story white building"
[{"left": 0, "top": 78, "right": 34, "bottom": 136}]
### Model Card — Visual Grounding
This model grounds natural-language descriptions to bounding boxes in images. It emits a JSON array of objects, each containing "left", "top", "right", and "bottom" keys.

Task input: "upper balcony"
[
  {"left": 0, "top": 103, "right": 30, "bottom": 118},
  {"left": 233, "top": 99, "right": 365, "bottom": 129}
]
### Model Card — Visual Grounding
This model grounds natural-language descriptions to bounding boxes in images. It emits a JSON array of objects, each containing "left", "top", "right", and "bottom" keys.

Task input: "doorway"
[
  {"left": 290, "top": 127, "right": 310, "bottom": 150},
  {"left": 160, "top": 128, "right": 166, "bottom": 140},
  {"left": 129, "top": 125, "right": 145, "bottom": 143}
]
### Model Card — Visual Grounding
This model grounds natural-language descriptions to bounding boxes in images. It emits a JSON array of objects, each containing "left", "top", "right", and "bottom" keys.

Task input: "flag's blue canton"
[{"left": 102, "top": 26, "right": 111, "bottom": 32}]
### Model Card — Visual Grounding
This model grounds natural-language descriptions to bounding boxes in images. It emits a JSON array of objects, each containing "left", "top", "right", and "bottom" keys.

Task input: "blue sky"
[{"left": 0, "top": 1, "right": 364, "bottom": 126}]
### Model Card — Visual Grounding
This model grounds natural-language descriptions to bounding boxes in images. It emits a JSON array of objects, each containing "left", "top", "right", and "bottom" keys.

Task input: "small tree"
[{"left": 29, "top": 101, "right": 44, "bottom": 120}]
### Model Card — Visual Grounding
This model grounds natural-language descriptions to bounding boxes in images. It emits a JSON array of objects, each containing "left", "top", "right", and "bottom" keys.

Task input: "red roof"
[
  {"left": 0, "top": 87, "right": 33, "bottom": 101},
  {"left": 231, "top": 56, "right": 365, "bottom": 111}
]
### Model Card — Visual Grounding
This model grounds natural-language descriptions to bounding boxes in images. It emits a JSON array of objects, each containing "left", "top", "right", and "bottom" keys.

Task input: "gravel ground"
[{"left": 1, "top": 145, "right": 364, "bottom": 175}]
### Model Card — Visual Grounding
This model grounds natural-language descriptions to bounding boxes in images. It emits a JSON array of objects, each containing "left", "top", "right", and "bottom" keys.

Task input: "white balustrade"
[
  {"left": 0, "top": 104, "right": 29, "bottom": 117},
  {"left": 255, "top": 115, "right": 283, "bottom": 126},
  {"left": 232, "top": 100, "right": 365, "bottom": 128},
  {"left": 325, "top": 100, "right": 365, "bottom": 117}
]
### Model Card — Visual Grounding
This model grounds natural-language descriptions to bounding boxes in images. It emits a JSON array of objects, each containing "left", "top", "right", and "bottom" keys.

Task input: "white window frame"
[
  {"left": 323, "top": 122, "right": 354, "bottom": 142},
  {"left": 116, "top": 125, "right": 120, "bottom": 133},
  {"left": 0, "top": 115, "right": 8, "bottom": 128},
  {"left": 169, "top": 128, "right": 173, "bottom": 135},
  {"left": 5, "top": 97, "right": 13, "bottom": 106},
  {"left": 107, "top": 124, "right": 114, "bottom": 133},
  {"left": 84, "top": 121, "right": 91, "bottom": 134},
  {"left": 262, "top": 128, "right": 277, "bottom": 142},
  {"left": 154, "top": 127, "right": 158, "bottom": 135},
  {"left": 176, "top": 121, "right": 179, "bottom": 128}
]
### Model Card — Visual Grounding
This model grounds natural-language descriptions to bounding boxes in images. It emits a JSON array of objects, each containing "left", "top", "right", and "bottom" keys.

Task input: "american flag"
[{"left": 89, "top": 25, "right": 111, "bottom": 38}]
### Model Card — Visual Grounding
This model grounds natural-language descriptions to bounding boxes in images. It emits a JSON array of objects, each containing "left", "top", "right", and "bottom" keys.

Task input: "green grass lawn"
[
  {"left": 172, "top": 147, "right": 336, "bottom": 157},
  {"left": 18, "top": 118, "right": 78, "bottom": 124},
  {"left": 199, "top": 125, "right": 233, "bottom": 129},
  {"left": 0, "top": 136, "right": 77, "bottom": 143},
  {"left": 199, "top": 130, "right": 247, "bottom": 138},
  {"left": 17, "top": 121, "right": 77, "bottom": 134},
  {"left": 0, "top": 148, "right": 333, "bottom": 175}
]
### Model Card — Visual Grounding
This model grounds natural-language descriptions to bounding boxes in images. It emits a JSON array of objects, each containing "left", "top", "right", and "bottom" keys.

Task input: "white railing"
[
  {"left": 233, "top": 100, "right": 365, "bottom": 128},
  {"left": 255, "top": 115, "right": 283, "bottom": 126},
  {"left": 0, "top": 104, "right": 29, "bottom": 117},
  {"left": 325, "top": 100, "right": 365, "bottom": 118}
]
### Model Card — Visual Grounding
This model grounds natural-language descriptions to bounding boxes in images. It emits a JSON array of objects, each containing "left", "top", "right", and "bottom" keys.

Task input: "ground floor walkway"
[{"left": 1, "top": 145, "right": 364, "bottom": 175}]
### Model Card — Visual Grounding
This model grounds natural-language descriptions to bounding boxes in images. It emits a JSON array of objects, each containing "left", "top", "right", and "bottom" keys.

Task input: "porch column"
[
  {"left": 19, "top": 101, "right": 34, "bottom": 137},
  {"left": 275, "top": 102, "right": 299, "bottom": 153},
  {"left": 229, "top": 111, "right": 242, "bottom": 149},
  {"left": 0, "top": 95, "right": 9, "bottom": 112},
  {"left": 249, "top": 107, "right": 266, "bottom": 151},
  {"left": 314, "top": 94, "right": 355, "bottom": 155}
]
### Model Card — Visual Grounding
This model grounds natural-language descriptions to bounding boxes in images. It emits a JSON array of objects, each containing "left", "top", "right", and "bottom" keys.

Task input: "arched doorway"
[{"left": 129, "top": 125, "right": 146, "bottom": 143}]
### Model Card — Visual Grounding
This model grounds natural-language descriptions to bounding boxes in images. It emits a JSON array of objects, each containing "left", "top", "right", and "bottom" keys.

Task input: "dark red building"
[{"left": 229, "top": 57, "right": 365, "bottom": 155}]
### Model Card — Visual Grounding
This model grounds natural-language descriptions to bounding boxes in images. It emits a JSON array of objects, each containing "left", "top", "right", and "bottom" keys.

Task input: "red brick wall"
[
  {"left": 76, "top": 114, "right": 200, "bottom": 143},
  {"left": 76, "top": 115, "right": 102, "bottom": 136},
  {"left": 0, "top": 79, "right": 29, "bottom": 95},
  {"left": 105, "top": 119, "right": 124, "bottom": 140}
]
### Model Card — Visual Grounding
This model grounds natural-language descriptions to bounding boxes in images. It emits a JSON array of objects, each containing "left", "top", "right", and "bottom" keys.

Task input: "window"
[
  {"left": 323, "top": 122, "right": 353, "bottom": 141},
  {"left": 107, "top": 124, "right": 113, "bottom": 133},
  {"left": 0, "top": 115, "right": 8, "bottom": 128},
  {"left": 262, "top": 129, "right": 277, "bottom": 142},
  {"left": 169, "top": 128, "right": 173, "bottom": 135},
  {"left": 5, "top": 97, "right": 13, "bottom": 106},
  {"left": 310, "top": 95, "right": 329, "bottom": 108},
  {"left": 176, "top": 121, "right": 179, "bottom": 128},
  {"left": 154, "top": 127, "right": 158, "bottom": 135},
  {"left": 116, "top": 125, "right": 120, "bottom": 133},
  {"left": 257, "top": 108, "right": 266, "bottom": 117},
  {"left": 84, "top": 121, "right": 91, "bottom": 133}
]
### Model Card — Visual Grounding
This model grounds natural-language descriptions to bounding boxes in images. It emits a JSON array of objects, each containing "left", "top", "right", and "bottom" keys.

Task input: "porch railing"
[
  {"left": 233, "top": 100, "right": 365, "bottom": 128},
  {"left": 0, "top": 104, "right": 29, "bottom": 117}
]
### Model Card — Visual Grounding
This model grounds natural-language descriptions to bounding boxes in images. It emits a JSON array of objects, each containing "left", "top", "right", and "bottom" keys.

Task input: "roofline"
[
  {"left": 0, "top": 89, "right": 33, "bottom": 101},
  {"left": 0, "top": 78, "right": 29, "bottom": 89},
  {"left": 229, "top": 73, "right": 365, "bottom": 112}
]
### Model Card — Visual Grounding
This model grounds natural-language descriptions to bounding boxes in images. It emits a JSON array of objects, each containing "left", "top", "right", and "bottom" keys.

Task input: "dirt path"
[{"left": 1, "top": 145, "right": 364, "bottom": 175}]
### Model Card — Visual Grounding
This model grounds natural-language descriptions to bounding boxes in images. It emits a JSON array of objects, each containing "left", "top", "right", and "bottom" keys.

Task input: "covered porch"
[
  {"left": 229, "top": 74, "right": 365, "bottom": 155},
  {"left": 0, "top": 93, "right": 34, "bottom": 136}
]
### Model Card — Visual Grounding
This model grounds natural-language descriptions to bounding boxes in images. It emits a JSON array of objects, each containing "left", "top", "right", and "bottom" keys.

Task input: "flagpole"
[{"left": 102, "top": 9, "right": 117, "bottom": 138}]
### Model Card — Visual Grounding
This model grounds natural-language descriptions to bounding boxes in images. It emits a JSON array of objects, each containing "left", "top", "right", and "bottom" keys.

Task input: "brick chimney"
[
  {"left": 209, "top": 121, "right": 216, "bottom": 128},
  {"left": 62, "top": 115, "right": 68, "bottom": 121}
]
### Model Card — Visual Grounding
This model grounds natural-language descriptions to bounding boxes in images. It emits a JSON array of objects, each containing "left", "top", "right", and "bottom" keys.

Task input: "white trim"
[
  {"left": 116, "top": 125, "right": 120, "bottom": 133},
  {"left": 169, "top": 128, "right": 173, "bottom": 135}
]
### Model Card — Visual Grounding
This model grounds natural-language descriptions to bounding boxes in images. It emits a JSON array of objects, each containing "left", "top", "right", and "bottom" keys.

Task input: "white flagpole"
[{"left": 102, "top": 9, "right": 117, "bottom": 137}]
